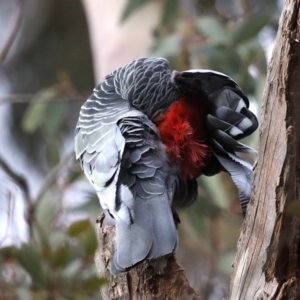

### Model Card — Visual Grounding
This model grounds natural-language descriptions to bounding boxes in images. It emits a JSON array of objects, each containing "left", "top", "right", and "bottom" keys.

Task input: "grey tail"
[{"left": 111, "top": 190, "right": 178, "bottom": 275}]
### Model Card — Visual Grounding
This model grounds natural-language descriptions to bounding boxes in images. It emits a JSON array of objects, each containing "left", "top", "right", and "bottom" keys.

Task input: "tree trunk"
[
  {"left": 95, "top": 214, "right": 201, "bottom": 300},
  {"left": 230, "top": 1, "right": 300, "bottom": 299}
]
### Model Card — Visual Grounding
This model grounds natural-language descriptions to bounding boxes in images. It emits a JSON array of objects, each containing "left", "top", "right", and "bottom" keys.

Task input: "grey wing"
[
  {"left": 111, "top": 116, "right": 178, "bottom": 274},
  {"left": 74, "top": 76, "right": 143, "bottom": 224},
  {"left": 75, "top": 74, "right": 178, "bottom": 274},
  {"left": 177, "top": 70, "right": 258, "bottom": 215},
  {"left": 204, "top": 78, "right": 258, "bottom": 216}
]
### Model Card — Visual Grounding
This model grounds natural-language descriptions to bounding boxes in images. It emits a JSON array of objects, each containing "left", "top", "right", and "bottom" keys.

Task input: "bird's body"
[{"left": 74, "top": 57, "right": 258, "bottom": 274}]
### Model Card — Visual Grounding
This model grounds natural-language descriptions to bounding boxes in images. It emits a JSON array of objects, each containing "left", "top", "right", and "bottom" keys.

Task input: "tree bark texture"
[
  {"left": 95, "top": 215, "right": 201, "bottom": 300},
  {"left": 230, "top": 1, "right": 300, "bottom": 299}
]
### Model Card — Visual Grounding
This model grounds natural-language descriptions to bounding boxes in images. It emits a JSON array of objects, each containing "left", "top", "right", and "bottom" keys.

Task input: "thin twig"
[
  {"left": 0, "top": 186, "right": 17, "bottom": 247},
  {"left": 0, "top": 154, "right": 35, "bottom": 239},
  {"left": 34, "top": 152, "right": 75, "bottom": 207},
  {"left": 0, "top": 0, "right": 25, "bottom": 65},
  {"left": 0, "top": 155, "right": 31, "bottom": 204},
  {"left": 0, "top": 93, "right": 88, "bottom": 105},
  {"left": 0, "top": 152, "right": 75, "bottom": 241}
]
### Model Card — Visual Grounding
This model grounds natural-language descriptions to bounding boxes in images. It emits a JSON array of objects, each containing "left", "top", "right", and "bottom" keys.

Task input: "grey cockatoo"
[{"left": 74, "top": 57, "right": 258, "bottom": 274}]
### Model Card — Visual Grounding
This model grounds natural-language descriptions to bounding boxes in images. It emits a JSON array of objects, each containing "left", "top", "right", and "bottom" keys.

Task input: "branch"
[
  {"left": 95, "top": 215, "right": 201, "bottom": 300},
  {"left": 230, "top": 0, "right": 300, "bottom": 298},
  {"left": 0, "top": 154, "right": 35, "bottom": 239},
  {"left": 0, "top": 154, "right": 31, "bottom": 204},
  {"left": 0, "top": 152, "right": 74, "bottom": 241},
  {"left": 0, "top": 93, "right": 88, "bottom": 105},
  {"left": 0, "top": 0, "right": 24, "bottom": 65},
  {"left": 34, "top": 152, "right": 74, "bottom": 207}
]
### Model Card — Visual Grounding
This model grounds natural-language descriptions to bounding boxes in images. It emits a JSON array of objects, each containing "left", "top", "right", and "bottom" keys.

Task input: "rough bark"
[
  {"left": 95, "top": 214, "right": 201, "bottom": 300},
  {"left": 230, "top": 1, "right": 300, "bottom": 299}
]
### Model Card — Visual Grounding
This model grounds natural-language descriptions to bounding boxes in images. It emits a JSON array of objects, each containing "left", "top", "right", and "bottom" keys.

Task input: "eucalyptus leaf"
[
  {"left": 218, "top": 251, "right": 235, "bottom": 275},
  {"left": 80, "top": 276, "right": 107, "bottom": 291},
  {"left": 197, "top": 16, "right": 231, "bottom": 45},
  {"left": 121, "top": 0, "right": 150, "bottom": 22},
  {"left": 236, "top": 37, "right": 262, "bottom": 61},
  {"left": 194, "top": 45, "right": 225, "bottom": 60},
  {"left": 201, "top": 175, "right": 229, "bottom": 209},
  {"left": 50, "top": 246, "right": 71, "bottom": 269},
  {"left": 62, "top": 259, "right": 82, "bottom": 277},
  {"left": 17, "top": 244, "right": 46, "bottom": 288},
  {"left": 150, "top": 34, "right": 181, "bottom": 58},
  {"left": 0, "top": 246, "right": 19, "bottom": 261},
  {"left": 161, "top": 0, "right": 179, "bottom": 25},
  {"left": 36, "top": 189, "right": 60, "bottom": 229},
  {"left": 17, "top": 288, "right": 32, "bottom": 300},
  {"left": 82, "top": 226, "right": 98, "bottom": 256},
  {"left": 44, "top": 102, "right": 67, "bottom": 136},
  {"left": 67, "top": 219, "right": 91, "bottom": 237},
  {"left": 21, "top": 87, "right": 59, "bottom": 134},
  {"left": 232, "top": 15, "right": 270, "bottom": 45}
]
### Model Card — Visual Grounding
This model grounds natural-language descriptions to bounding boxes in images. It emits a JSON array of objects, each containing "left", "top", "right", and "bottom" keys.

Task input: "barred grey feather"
[
  {"left": 173, "top": 69, "right": 258, "bottom": 214},
  {"left": 75, "top": 57, "right": 258, "bottom": 275}
]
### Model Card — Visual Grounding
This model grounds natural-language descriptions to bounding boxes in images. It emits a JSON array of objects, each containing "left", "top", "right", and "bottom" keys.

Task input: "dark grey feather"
[{"left": 75, "top": 58, "right": 258, "bottom": 276}]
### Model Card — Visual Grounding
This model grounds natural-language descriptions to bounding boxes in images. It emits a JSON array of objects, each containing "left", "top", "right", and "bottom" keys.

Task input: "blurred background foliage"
[{"left": 0, "top": 0, "right": 281, "bottom": 299}]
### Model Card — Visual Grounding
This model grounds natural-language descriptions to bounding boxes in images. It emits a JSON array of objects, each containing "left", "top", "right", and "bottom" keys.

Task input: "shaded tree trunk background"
[{"left": 230, "top": 0, "right": 300, "bottom": 299}]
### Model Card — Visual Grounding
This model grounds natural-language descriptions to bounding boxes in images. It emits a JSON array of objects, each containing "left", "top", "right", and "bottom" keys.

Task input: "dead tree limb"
[
  {"left": 230, "top": 1, "right": 300, "bottom": 299},
  {"left": 95, "top": 214, "right": 201, "bottom": 300}
]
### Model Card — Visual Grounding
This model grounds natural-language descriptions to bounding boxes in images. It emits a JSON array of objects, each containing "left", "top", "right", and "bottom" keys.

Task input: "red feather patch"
[{"left": 155, "top": 95, "right": 211, "bottom": 180}]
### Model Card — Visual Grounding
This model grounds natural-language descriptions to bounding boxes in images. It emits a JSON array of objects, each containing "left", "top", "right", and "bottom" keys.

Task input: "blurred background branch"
[
  {"left": 0, "top": 0, "right": 24, "bottom": 65},
  {"left": 0, "top": 93, "right": 87, "bottom": 105}
]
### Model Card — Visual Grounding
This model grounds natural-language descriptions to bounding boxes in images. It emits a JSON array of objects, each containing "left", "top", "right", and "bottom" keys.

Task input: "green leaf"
[
  {"left": 21, "top": 87, "right": 59, "bottom": 134},
  {"left": 236, "top": 36, "right": 262, "bottom": 61},
  {"left": 150, "top": 34, "right": 181, "bottom": 58},
  {"left": 161, "top": 0, "right": 179, "bottom": 26},
  {"left": 36, "top": 195, "right": 60, "bottom": 226},
  {"left": 62, "top": 259, "right": 82, "bottom": 277},
  {"left": 200, "top": 175, "right": 229, "bottom": 209},
  {"left": 196, "top": 16, "right": 231, "bottom": 45},
  {"left": 82, "top": 226, "right": 98, "bottom": 256},
  {"left": 232, "top": 15, "right": 269, "bottom": 45},
  {"left": 67, "top": 195, "right": 100, "bottom": 216},
  {"left": 80, "top": 276, "right": 106, "bottom": 292},
  {"left": 121, "top": 0, "right": 150, "bottom": 22},
  {"left": 17, "top": 244, "right": 46, "bottom": 288},
  {"left": 67, "top": 219, "right": 91, "bottom": 237},
  {"left": 44, "top": 102, "right": 67, "bottom": 136},
  {"left": 17, "top": 288, "right": 32, "bottom": 300},
  {"left": 50, "top": 246, "right": 71, "bottom": 269},
  {"left": 194, "top": 45, "right": 225, "bottom": 60},
  {"left": 67, "top": 220, "right": 97, "bottom": 256},
  {"left": 218, "top": 251, "right": 235, "bottom": 275},
  {"left": 48, "top": 231, "right": 67, "bottom": 249},
  {"left": 0, "top": 246, "right": 19, "bottom": 261}
]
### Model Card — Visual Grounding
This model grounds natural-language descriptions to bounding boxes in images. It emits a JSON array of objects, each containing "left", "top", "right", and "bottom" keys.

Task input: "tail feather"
[
  {"left": 147, "top": 193, "right": 178, "bottom": 258},
  {"left": 111, "top": 191, "right": 178, "bottom": 274},
  {"left": 114, "top": 198, "right": 152, "bottom": 272}
]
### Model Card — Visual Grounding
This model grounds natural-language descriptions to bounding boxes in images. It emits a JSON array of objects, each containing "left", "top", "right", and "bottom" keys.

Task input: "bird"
[{"left": 74, "top": 57, "right": 258, "bottom": 275}]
